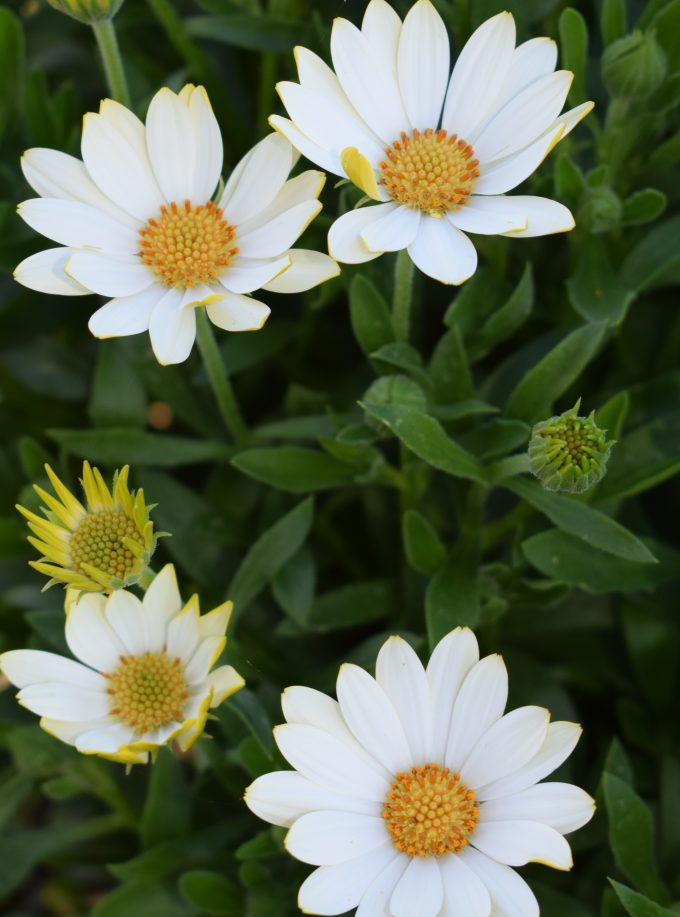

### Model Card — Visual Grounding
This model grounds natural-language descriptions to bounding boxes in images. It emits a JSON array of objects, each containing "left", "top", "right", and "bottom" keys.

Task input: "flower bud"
[
  {"left": 46, "top": 0, "right": 125, "bottom": 23},
  {"left": 602, "top": 30, "right": 667, "bottom": 100},
  {"left": 577, "top": 186, "right": 622, "bottom": 234},
  {"left": 529, "top": 400, "right": 614, "bottom": 494}
]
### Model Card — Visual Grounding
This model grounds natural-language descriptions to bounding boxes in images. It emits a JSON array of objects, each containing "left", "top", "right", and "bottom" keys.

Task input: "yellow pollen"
[
  {"left": 70, "top": 510, "right": 142, "bottom": 581},
  {"left": 107, "top": 651, "right": 189, "bottom": 735},
  {"left": 379, "top": 129, "right": 479, "bottom": 216},
  {"left": 139, "top": 199, "right": 239, "bottom": 288},
  {"left": 383, "top": 764, "right": 479, "bottom": 858}
]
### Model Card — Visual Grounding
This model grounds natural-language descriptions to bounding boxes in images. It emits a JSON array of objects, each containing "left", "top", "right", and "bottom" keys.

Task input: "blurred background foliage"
[{"left": 0, "top": 0, "right": 680, "bottom": 914}]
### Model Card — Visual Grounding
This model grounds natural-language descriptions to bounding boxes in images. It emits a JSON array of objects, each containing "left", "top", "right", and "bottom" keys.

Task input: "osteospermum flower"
[
  {"left": 271, "top": 0, "right": 594, "bottom": 284},
  {"left": 0, "top": 564, "right": 243, "bottom": 765},
  {"left": 17, "top": 462, "right": 157, "bottom": 594},
  {"left": 246, "top": 628, "right": 594, "bottom": 916},
  {"left": 14, "top": 85, "right": 339, "bottom": 364}
]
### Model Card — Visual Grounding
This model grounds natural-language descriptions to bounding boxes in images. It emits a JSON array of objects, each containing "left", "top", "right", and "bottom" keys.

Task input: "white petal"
[
  {"left": 500, "top": 38, "right": 558, "bottom": 105},
  {"left": 390, "top": 857, "right": 443, "bottom": 917},
  {"left": 553, "top": 101, "right": 594, "bottom": 140},
  {"left": 41, "top": 716, "right": 111, "bottom": 746},
  {"left": 442, "top": 13, "right": 516, "bottom": 141},
  {"left": 65, "top": 251, "right": 153, "bottom": 297},
  {"left": 145, "top": 87, "right": 195, "bottom": 203},
  {"left": 473, "top": 71, "right": 573, "bottom": 164},
  {"left": 184, "top": 635, "right": 224, "bottom": 683},
  {"left": 286, "top": 811, "right": 388, "bottom": 866},
  {"left": 66, "top": 596, "right": 126, "bottom": 673},
  {"left": 446, "top": 655, "right": 507, "bottom": 771},
  {"left": 220, "top": 255, "right": 290, "bottom": 295},
  {"left": 336, "top": 663, "right": 412, "bottom": 773},
  {"left": 440, "top": 854, "right": 491, "bottom": 917},
  {"left": 478, "top": 722, "right": 582, "bottom": 801},
  {"left": 237, "top": 170, "right": 325, "bottom": 236},
  {"left": 426, "top": 627, "right": 480, "bottom": 763},
  {"left": 461, "top": 706, "right": 550, "bottom": 791},
  {"left": 460, "top": 847, "right": 539, "bottom": 917},
  {"left": 398, "top": 0, "right": 449, "bottom": 131},
  {"left": 328, "top": 204, "right": 396, "bottom": 264},
  {"left": 471, "top": 819, "right": 573, "bottom": 870},
  {"left": 104, "top": 589, "right": 146, "bottom": 655},
  {"left": 17, "top": 198, "right": 139, "bottom": 252},
  {"left": 262, "top": 249, "right": 339, "bottom": 293},
  {"left": 141, "top": 564, "right": 183, "bottom": 651},
  {"left": 75, "top": 722, "right": 136, "bottom": 754},
  {"left": 88, "top": 285, "right": 165, "bottom": 338},
  {"left": 187, "top": 86, "right": 223, "bottom": 202},
  {"left": 361, "top": 0, "right": 403, "bottom": 84},
  {"left": 360, "top": 204, "right": 421, "bottom": 253},
  {"left": 236, "top": 199, "right": 321, "bottom": 259},
  {"left": 375, "top": 636, "right": 430, "bottom": 764},
  {"left": 245, "top": 770, "right": 379, "bottom": 829},
  {"left": 166, "top": 601, "right": 201, "bottom": 663},
  {"left": 448, "top": 196, "right": 529, "bottom": 235},
  {"left": 21, "top": 148, "right": 140, "bottom": 228},
  {"left": 1, "top": 649, "right": 105, "bottom": 691},
  {"left": 148, "top": 286, "right": 197, "bottom": 364},
  {"left": 480, "top": 782, "right": 595, "bottom": 835},
  {"left": 220, "top": 133, "right": 293, "bottom": 225},
  {"left": 274, "top": 723, "right": 390, "bottom": 801},
  {"left": 206, "top": 665, "right": 243, "bottom": 706},
  {"left": 298, "top": 844, "right": 397, "bottom": 916},
  {"left": 330, "top": 17, "right": 410, "bottom": 144},
  {"left": 14, "top": 247, "right": 90, "bottom": 296},
  {"left": 269, "top": 115, "right": 342, "bottom": 177},
  {"left": 473, "top": 123, "right": 564, "bottom": 195},
  {"left": 81, "top": 111, "right": 164, "bottom": 221},
  {"left": 207, "top": 291, "right": 270, "bottom": 331},
  {"left": 198, "top": 601, "right": 232, "bottom": 638},
  {"left": 499, "top": 195, "right": 574, "bottom": 237},
  {"left": 18, "top": 682, "right": 110, "bottom": 721},
  {"left": 356, "top": 852, "right": 409, "bottom": 917},
  {"left": 407, "top": 217, "right": 478, "bottom": 284}
]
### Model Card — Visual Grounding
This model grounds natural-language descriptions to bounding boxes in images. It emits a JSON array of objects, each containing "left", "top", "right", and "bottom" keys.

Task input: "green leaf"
[
  {"left": 402, "top": 510, "right": 446, "bottom": 575},
  {"left": 558, "top": 8, "right": 588, "bottom": 103},
  {"left": 185, "top": 14, "right": 310, "bottom": 51},
  {"left": 426, "top": 542, "right": 480, "bottom": 647},
  {"left": 554, "top": 153, "right": 585, "bottom": 204},
  {"left": 93, "top": 881, "right": 193, "bottom": 917},
  {"left": 361, "top": 403, "right": 485, "bottom": 482},
  {"left": 596, "top": 390, "right": 630, "bottom": 441},
  {"left": 48, "top": 428, "right": 232, "bottom": 467},
  {"left": 609, "top": 880, "right": 678, "bottom": 917},
  {"left": 429, "top": 326, "right": 474, "bottom": 400},
  {"left": 522, "top": 530, "right": 680, "bottom": 593},
  {"left": 271, "top": 545, "right": 315, "bottom": 624},
  {"left": 228, "top": 498, "right": 314, "bottom": 619},
  {"left": 651, "top": 0, "right": 680, "bottom": 72},
  {"left": 622, "top": 216, "right": 680, "bottom": 292},
  {"left": 505, "top": 324, "right": 607, "bottom": 422},
  {"left": 140, "top": 749, "right": 190, "bottom": 850},
  {"left": 567, "top": 239, "right": 636, "bottom": 326},
  {"left": 0, "top": 8, "right": 24, "bottom": 145},
  {"left": 305, "top": 580, "right": 394, "bottom": 633},
  {"left": 235, "top": 828, "right": 282, "bottom": 860},
  {"left": 89, "top": 341, "right": 147, "bottom": 428},
  {"left": 660, "top": 756, "right": 680, "bottom": 868},
  {"left": 444, "top": 267, "right": 506, "bottom": 333},
  {"left": 507, "top": 477, "right": 656, "bottom": 563},
  {"left": 231, "top": 446, "right": 355, "bottom": 492},
  {"left": 179, "top": 870, "right": 242, "bottom": 915},
  {"left": 601, "top": 0, "right": 627, "bottom": 44},
  {"left": 595, "top": 412, "right": 680, "bottom": 501},
  {"left": 349, "top": 275, "right": 395, "bottom": 356},
  {"left": 467, "top": 264, "right": 534, "bottom": 360},
  {"left": 622, "top": 189, "right": 668, "bottom": 227},
  {"left": 371, "top": 342, "right": 432, "bottom": 392},
  {"left": 603, "top": 773, "right": 668, "bottom": 901},
  {"left": 226, "top": 689, "right": 274, "bottom": 755}
]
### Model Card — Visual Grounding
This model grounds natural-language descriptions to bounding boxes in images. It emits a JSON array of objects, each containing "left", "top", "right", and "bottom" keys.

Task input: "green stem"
[
  {"left": 91, "top": 19, "right": 130, "bottom": 107},
  {"left": 392, "top": 250, "right": 415, "bottom": 342},
  {"left": 195, "top": 309, "right": 248, "bottom": 444}
]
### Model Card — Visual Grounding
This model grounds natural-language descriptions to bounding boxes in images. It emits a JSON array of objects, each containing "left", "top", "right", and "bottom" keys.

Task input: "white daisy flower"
[
  {"left": 14, "top": 84, "right": 339, "bottom": 364},
  {"left": 245, "top": 627, "right": 594, "bottom": 916},
  {"left": 0, "top": 564, "right": 244, "bottom": 765},
  {"left": 270, "top": 0, "right": 594, "bottom": 285}
]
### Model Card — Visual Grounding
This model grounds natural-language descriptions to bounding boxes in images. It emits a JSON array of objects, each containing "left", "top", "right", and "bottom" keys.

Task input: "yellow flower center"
[
  {"left": 107, "top": 651, "right": 189, "bottom": 735},
  {"left": 70, "top": 510, "right": 142, "bottom": 582},
  {"left": 139, "top": 200, "right": 239, "bottom": 288},
  {"left": 383, "top": 763, "right": 479, "bottom": 857},
  {"left": 379, "top": 129, "right": 479, "bottom": 216}
]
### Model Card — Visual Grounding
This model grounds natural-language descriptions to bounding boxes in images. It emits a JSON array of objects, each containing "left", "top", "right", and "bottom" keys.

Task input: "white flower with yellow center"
[
  {"left": 0, "top": 564, "right": 244, "bottom": 765},
  {"left": 270, "top": 0, "right": 594, "bottom": 284},
  {"left": 245, "top": 628, "right": 594, "bottom": 916},
  {"left": 14, "top": 84, "right": 339, "bottom": 364}
]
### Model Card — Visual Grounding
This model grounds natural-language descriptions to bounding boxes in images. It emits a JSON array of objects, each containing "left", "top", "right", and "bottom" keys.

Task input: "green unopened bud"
[
  {"left": 46, "top": 0, "right": 124, "bottom": 23},
  {"left": 602, "top": 30, "right": 667, "bottom": 100},
  {"left": 529, "top": 399, "right": 614, "bottom": 494},
  {"left": 363, "top": 374, "right": 426, "bottom": 433},
  {"left": 577, "top": 185, "right": 622, "bottom": 234}
]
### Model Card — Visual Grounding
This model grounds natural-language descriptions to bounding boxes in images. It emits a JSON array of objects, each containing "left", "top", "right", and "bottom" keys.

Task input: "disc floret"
[{"left": 108, "top": 651, "right": 190, "bottom": 735}]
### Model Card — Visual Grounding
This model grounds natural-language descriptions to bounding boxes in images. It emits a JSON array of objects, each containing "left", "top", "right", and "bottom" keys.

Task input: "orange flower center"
[
  {"left": 107, "top": 651, "right": 189, "bottom": 735},
  {"left": 379, "top": 129, "right": 479, "bottom": 216},
  {"left": 139, "top": 200, "right": 239, "bottom": 288},
  {"left": 383, "top": 763, "right": 479, "bottom": 857}
]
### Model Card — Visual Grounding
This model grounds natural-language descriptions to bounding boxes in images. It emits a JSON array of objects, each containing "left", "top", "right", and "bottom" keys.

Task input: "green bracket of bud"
[
  {"left": 47, "top": 0, "right": 125, "bottom": 24},
  {"left": 602, "top": 29, "right": 667, "bottom": 101}
]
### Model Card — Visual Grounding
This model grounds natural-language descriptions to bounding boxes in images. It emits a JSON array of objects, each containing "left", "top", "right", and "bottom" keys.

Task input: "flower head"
[
  {"left": 271, "top": 0, "right": 594, "bottom": 284},
  {"left": 46, "top": 0, "right": 124, "bottom": 23},
  {"left": 15, "top": 85, "right": 339, "bottom": 364},
  {"left": 529, "top": 399, "right": 614, "bottom": 493},
  {"left": 17, "top": 462, "right": 157, "bottom": 594},
  {"left": 245, "top": 628, "right": 594, "bottom": 916},
  {"left": 0, "top": 565, "right": 244, "bottom": 764}
]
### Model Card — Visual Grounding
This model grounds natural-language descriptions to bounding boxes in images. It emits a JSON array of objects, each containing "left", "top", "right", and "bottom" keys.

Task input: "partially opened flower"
[
  {"left": 0, "top": 564, "right": 244, "bottom": 765},
  {"left": 15, "top": 85, "right": 339, "bottom": 364},
  {"left": 271, "top": 0, "right": 594, "bottom": 284},
  {"left": 246, "top": 627, "right": 594, "bottom": 916},
  {"left": 17, "top": 462, "right": 157, "bottom": 595}
]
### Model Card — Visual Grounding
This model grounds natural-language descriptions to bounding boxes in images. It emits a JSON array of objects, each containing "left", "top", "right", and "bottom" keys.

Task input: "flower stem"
[
  {"left": 91, "top": 19, "right": 130, "bottom": 107},
  {"left": 195, "top": 309, "right": 248, "bottom": 444},
  {"left": 392, "top": 250, "right": 415, "bottom": 342}
]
